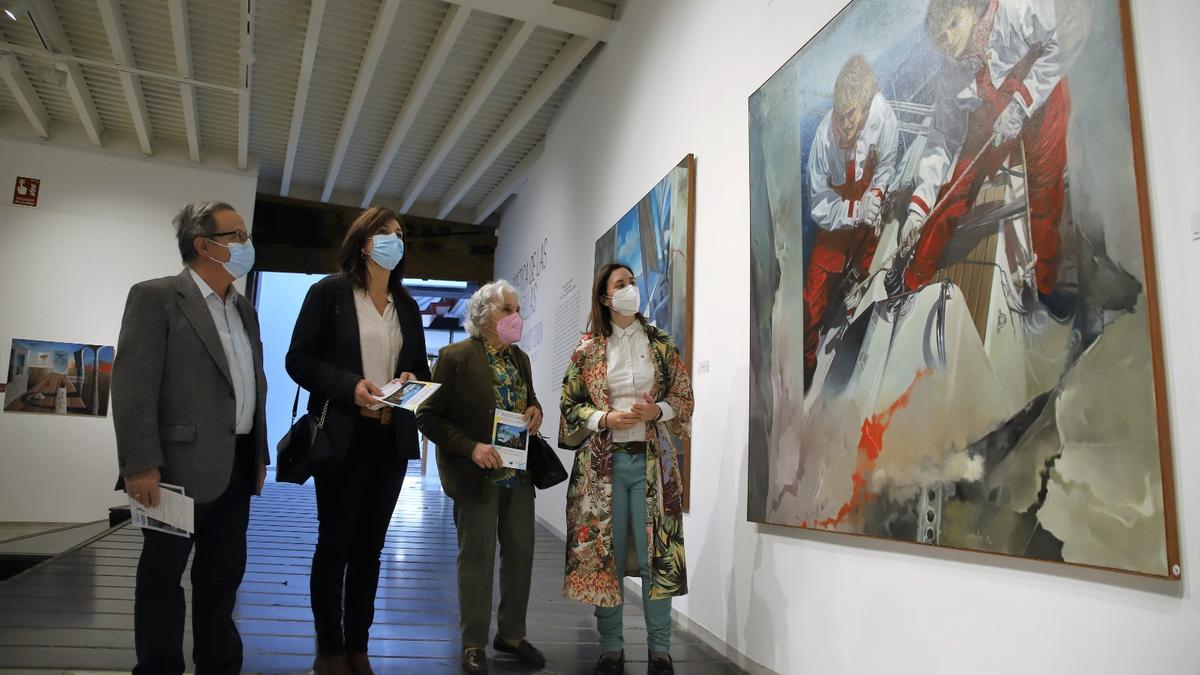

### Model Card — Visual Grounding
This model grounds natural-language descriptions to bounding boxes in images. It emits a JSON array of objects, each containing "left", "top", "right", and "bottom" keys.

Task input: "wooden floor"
[{"left": 0, "top": 466, "right": 742, "bottom": 674}]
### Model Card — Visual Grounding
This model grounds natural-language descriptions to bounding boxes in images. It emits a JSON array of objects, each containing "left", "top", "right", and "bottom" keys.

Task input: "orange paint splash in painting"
[{"left": 804, "top": 369, "right": 932, "bottom": 530}]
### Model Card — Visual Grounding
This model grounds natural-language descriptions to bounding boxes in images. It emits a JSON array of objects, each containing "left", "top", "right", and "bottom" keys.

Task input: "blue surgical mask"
[
  {"left": 370, "top": 233, "right": 404, "bottom": 271},
  {"left": 208, "top": 240, "right": 255, "bottom": 279}
]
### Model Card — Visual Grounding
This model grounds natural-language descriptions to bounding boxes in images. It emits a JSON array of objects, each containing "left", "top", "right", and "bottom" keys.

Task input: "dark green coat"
[{"left": 416, "top": 337, "right": 540, "bottom": 502}]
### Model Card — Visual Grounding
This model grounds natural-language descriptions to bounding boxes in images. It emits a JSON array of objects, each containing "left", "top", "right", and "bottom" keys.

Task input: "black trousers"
[
  {"left": 311, "top": 417, "right": 407, "bottom": 655},
  {"left": 133, "top": 435, "right": 255, "bottom": 675}
]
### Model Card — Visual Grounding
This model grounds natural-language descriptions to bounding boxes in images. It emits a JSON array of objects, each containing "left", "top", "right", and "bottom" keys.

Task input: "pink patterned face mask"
[{"left": 494, "top": 312, "right": 524, "bottom": 344}]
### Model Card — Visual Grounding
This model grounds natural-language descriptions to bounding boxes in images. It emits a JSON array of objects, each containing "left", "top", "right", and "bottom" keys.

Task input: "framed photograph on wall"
[
  {"left": 594, "top": 154, "right": 696, "bottom": 508},
  {"left": 748, "top": 0, "right": 1180, "bottom": 578}
]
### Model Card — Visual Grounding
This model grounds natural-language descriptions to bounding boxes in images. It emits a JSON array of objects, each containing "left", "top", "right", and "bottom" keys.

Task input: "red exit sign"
[{"left": 13, "top": 176, "right": 40, "bottom": 207}]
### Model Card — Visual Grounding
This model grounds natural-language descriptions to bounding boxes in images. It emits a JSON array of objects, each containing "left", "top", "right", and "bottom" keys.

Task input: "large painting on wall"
[
  {"left": 595, "top": 154, "right": 696, "bottom": 506},
  {"left": 748, "top": 0, "right": 1180, "bottom": 577},
  {"left": 4, "top": 339, "right": 115, "bottom": 417}
]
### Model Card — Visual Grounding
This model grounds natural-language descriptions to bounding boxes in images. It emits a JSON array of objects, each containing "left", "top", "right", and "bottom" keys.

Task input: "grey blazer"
[{"left": 111, "top": 269, "right": 269, "bottom": 504}]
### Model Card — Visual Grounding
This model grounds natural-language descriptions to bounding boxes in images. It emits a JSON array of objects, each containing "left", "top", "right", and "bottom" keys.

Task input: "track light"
[{"left": 2, "top": 1, "right": 29, "bottom": 22}]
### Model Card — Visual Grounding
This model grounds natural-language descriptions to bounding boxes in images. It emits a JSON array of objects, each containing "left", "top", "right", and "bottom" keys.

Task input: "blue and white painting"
[
  {"left": 594, "top": 155, "right": 694, "bottom": 363},
  {"left": 595, "top": 155, "right": 695, "bottom": 501},
  {"left": 748, "top": 0, "right": 1178, "bottom": 577}
]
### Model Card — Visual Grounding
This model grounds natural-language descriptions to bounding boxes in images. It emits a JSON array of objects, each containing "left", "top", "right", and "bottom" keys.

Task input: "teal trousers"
[{"left": 594, "top": 452, "right": 672, "bottom": 653}]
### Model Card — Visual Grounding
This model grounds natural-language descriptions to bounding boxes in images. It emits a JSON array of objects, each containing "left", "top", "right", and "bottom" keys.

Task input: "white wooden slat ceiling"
[{"left": 0, "top": 0, "right": 618, "bottom": 223}]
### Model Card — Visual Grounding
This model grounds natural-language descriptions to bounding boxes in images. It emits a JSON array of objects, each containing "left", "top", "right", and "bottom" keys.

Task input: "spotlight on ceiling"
[{"left": 3, "top": 1, "right": 29, "bottom": 22}]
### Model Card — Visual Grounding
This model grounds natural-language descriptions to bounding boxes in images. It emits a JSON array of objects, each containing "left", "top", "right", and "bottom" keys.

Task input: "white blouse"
[
  {"left": 353, "top": 287, "right": 404, "bottom": 388},
  {"left": 586, "top": 320, "right": 675, "bottom": 442}
]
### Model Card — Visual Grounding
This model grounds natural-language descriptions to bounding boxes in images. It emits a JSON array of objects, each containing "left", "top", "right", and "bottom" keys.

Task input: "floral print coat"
[{"left": 559, "top": 320, "right": 694, "bottom": 607}]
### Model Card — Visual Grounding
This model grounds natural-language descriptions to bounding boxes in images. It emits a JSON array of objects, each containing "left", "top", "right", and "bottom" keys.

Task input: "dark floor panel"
[{"left": 0, "top": 475, "right": 743, "bottom": 674}]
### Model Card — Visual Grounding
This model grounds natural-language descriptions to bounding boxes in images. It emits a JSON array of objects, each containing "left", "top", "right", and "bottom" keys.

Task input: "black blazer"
[{"left": 285, "top": 274, "right": 431, "bottom": 460}]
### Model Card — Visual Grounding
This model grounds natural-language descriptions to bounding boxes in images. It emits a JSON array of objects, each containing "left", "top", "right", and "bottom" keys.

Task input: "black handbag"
[
  {"left": 527, "top": 433, "right": 567, "bottom": 489},
  {"left": 275, "top": 387, "right": 339, "bottom": 485}
]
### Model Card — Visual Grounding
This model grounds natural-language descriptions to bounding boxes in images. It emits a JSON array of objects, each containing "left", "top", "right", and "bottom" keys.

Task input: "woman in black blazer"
[{"left": 286, "top": 207, "right": 430, "bottom": 675}]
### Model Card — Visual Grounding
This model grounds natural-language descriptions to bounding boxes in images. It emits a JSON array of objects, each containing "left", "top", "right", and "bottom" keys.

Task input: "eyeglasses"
[{"left": 208, "top": 230, "right": 252, "bottom": 244}]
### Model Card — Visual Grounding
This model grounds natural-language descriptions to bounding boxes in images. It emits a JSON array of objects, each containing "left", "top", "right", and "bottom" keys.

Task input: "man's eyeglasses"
[{"left": 208, "top": 230, "right": 252, "bottom": 244}]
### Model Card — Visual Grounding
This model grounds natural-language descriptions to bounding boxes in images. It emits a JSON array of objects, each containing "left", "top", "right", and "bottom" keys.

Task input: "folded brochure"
[
  {"left": 129, "top": 483, "right": 194, "bottom": 537},
  {"left": 492, "top": 409, "right": 530, "bottom": 470},
  {"left": 371, "top": 379, "right": 441, "bottom": 411}
]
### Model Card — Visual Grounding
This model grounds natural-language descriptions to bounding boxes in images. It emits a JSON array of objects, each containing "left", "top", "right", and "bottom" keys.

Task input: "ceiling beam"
[
  {"left": 280, "top": 0, "right": 326, "bottom": 197},
  {"left": 399, "top": 19, "right": 533, "bottom": 213},
  {"left": 27, "top": 1, "right": 103, "bottom": 146},
  {"left": 436, "top": 34, "right": 594, "bottom": 219},
  {"left": 320, "top": 0, "right": 403, "bottom": 202},
  {"left": 97, "top": 0, "right": 152, "bottom": 155},
  {"left": 96, "top": 0, "right": 152, "bottom": 153},
  {"left": 0, "top": 55, "right": 50, "bottom": 138},
  {"left": 447, "top": 0, "right": 615, "bottom": 41},
  {"left": 472, "top": 139, "right": 542, "bottom": 223},
  {"left": 360, "top": 5, "right": 470, "bottom": 207},
  {"left": 237, "top": 0, "right": 255, "bottom": 170},
  {"left": 167, "top": 0, "right": 200, "bottom": 162},
  {"left": 0, "top": 41, "right": 241, "bottom": 92}
]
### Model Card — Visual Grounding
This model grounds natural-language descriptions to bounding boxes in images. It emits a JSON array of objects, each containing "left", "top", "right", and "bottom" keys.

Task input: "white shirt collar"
[
  {"left": 189, "top": 268, "right": 232, "bottom": 303},
  {"left": 354, "top": 286, "right": 393, "bottom": 307},
  {"left": 610, "top": 320, "right": 643, "bottom": 340}
]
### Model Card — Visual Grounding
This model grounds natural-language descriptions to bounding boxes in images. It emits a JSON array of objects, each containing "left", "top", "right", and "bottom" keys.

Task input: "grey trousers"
[{"left": 452, "top": 479, "right": 536, "bottom": 648}]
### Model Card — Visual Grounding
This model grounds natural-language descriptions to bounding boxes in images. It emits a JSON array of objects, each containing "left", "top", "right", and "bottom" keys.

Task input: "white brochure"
[
  {"left": 371, "top": 379, "right": 441, "bottom": 411},
  {"left": 129, "top": 483, "right": 194, "bottom": 538},
  {"left": 491, "top": 409, "right": 530, "bottom": 470}
]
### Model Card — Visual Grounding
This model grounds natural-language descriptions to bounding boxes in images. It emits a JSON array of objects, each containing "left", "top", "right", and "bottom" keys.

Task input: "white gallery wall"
[
  {"left": 0, "top": 136, "right": 258, "bottom": 523},
  {"left": 493, "top": 1, "right": 1199, "bottom": 673}
]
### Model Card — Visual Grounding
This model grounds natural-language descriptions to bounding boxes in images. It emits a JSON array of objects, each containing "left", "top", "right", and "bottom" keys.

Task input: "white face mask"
[{"left": 608, "top": 284, "right": 640, "bottom": 317}]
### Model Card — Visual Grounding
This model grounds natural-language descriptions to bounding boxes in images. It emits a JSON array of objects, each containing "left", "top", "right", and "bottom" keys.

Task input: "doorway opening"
[{"left": 254, "top": 272, "right": 474, "bottom": 471}]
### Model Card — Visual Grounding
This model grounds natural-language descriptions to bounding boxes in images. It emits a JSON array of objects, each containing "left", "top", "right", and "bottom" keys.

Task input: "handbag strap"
[
  {"left": 289, "top": 281, "right": 339, "bottom": 431},
  {"left": 290, "top": 386, "right": 330, "bottom": 430},
  {"left": 317, "top": 397, "right": 329, "bottom": 429}
]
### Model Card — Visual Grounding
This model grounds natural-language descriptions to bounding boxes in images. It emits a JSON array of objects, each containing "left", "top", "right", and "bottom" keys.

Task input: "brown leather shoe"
[
  {"left": 462, "top": 647, "right": 489, "bottom": 674},
  {"left": 313, "top": 654, "right": 353, "bottom": 675},
  {"left": 347, "top": 651, "right": 375, "bottom": 675}
]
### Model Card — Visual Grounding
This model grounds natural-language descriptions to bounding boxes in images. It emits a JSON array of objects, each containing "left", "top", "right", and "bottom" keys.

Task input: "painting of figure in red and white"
[{"left": 748, "top": 0, "right": 1179, "bottom": 577}]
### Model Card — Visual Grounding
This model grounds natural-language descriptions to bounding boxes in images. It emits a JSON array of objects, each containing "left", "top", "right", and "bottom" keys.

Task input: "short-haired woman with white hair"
[{"left": 416, "top": 280, "right": 545, "bottom": 675}]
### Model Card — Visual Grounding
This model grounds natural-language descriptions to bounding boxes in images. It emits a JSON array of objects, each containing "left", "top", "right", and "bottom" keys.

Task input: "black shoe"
[
  {"left": 648, "top": 652, "right": 675, "bottom": 674},
  {"left": 462, "top": 647, "right": 488, "bottom": 675},
  {"left": 592, "top": 650, "right": 625, "bottom": 674},
  {"left": 493, "top": 636, "right": 546, "bottom": 668}
]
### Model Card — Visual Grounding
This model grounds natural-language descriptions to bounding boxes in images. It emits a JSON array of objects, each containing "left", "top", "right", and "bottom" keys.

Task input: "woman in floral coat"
[{"left": 559, "top": 263, "right": 694, "bottom": 675}]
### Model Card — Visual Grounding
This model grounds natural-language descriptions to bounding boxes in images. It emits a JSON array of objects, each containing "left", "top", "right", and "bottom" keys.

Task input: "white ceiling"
[{"left": 0, "top": 0, "right": 619, "bottom": 223}]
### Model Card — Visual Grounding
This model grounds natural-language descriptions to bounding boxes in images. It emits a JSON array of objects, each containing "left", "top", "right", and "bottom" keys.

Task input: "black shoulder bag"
[
  {"left": 528, "top": 432, "right": 567, "bottom": 489},
  {"left": 275, "top": 387, "right": 340, "bottom": 485}
]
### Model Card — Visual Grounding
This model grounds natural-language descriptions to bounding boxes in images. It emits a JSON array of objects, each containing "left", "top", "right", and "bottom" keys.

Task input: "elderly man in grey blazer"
[{"left": 112, "top": 201, "right": 269, "bottom": 675}]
